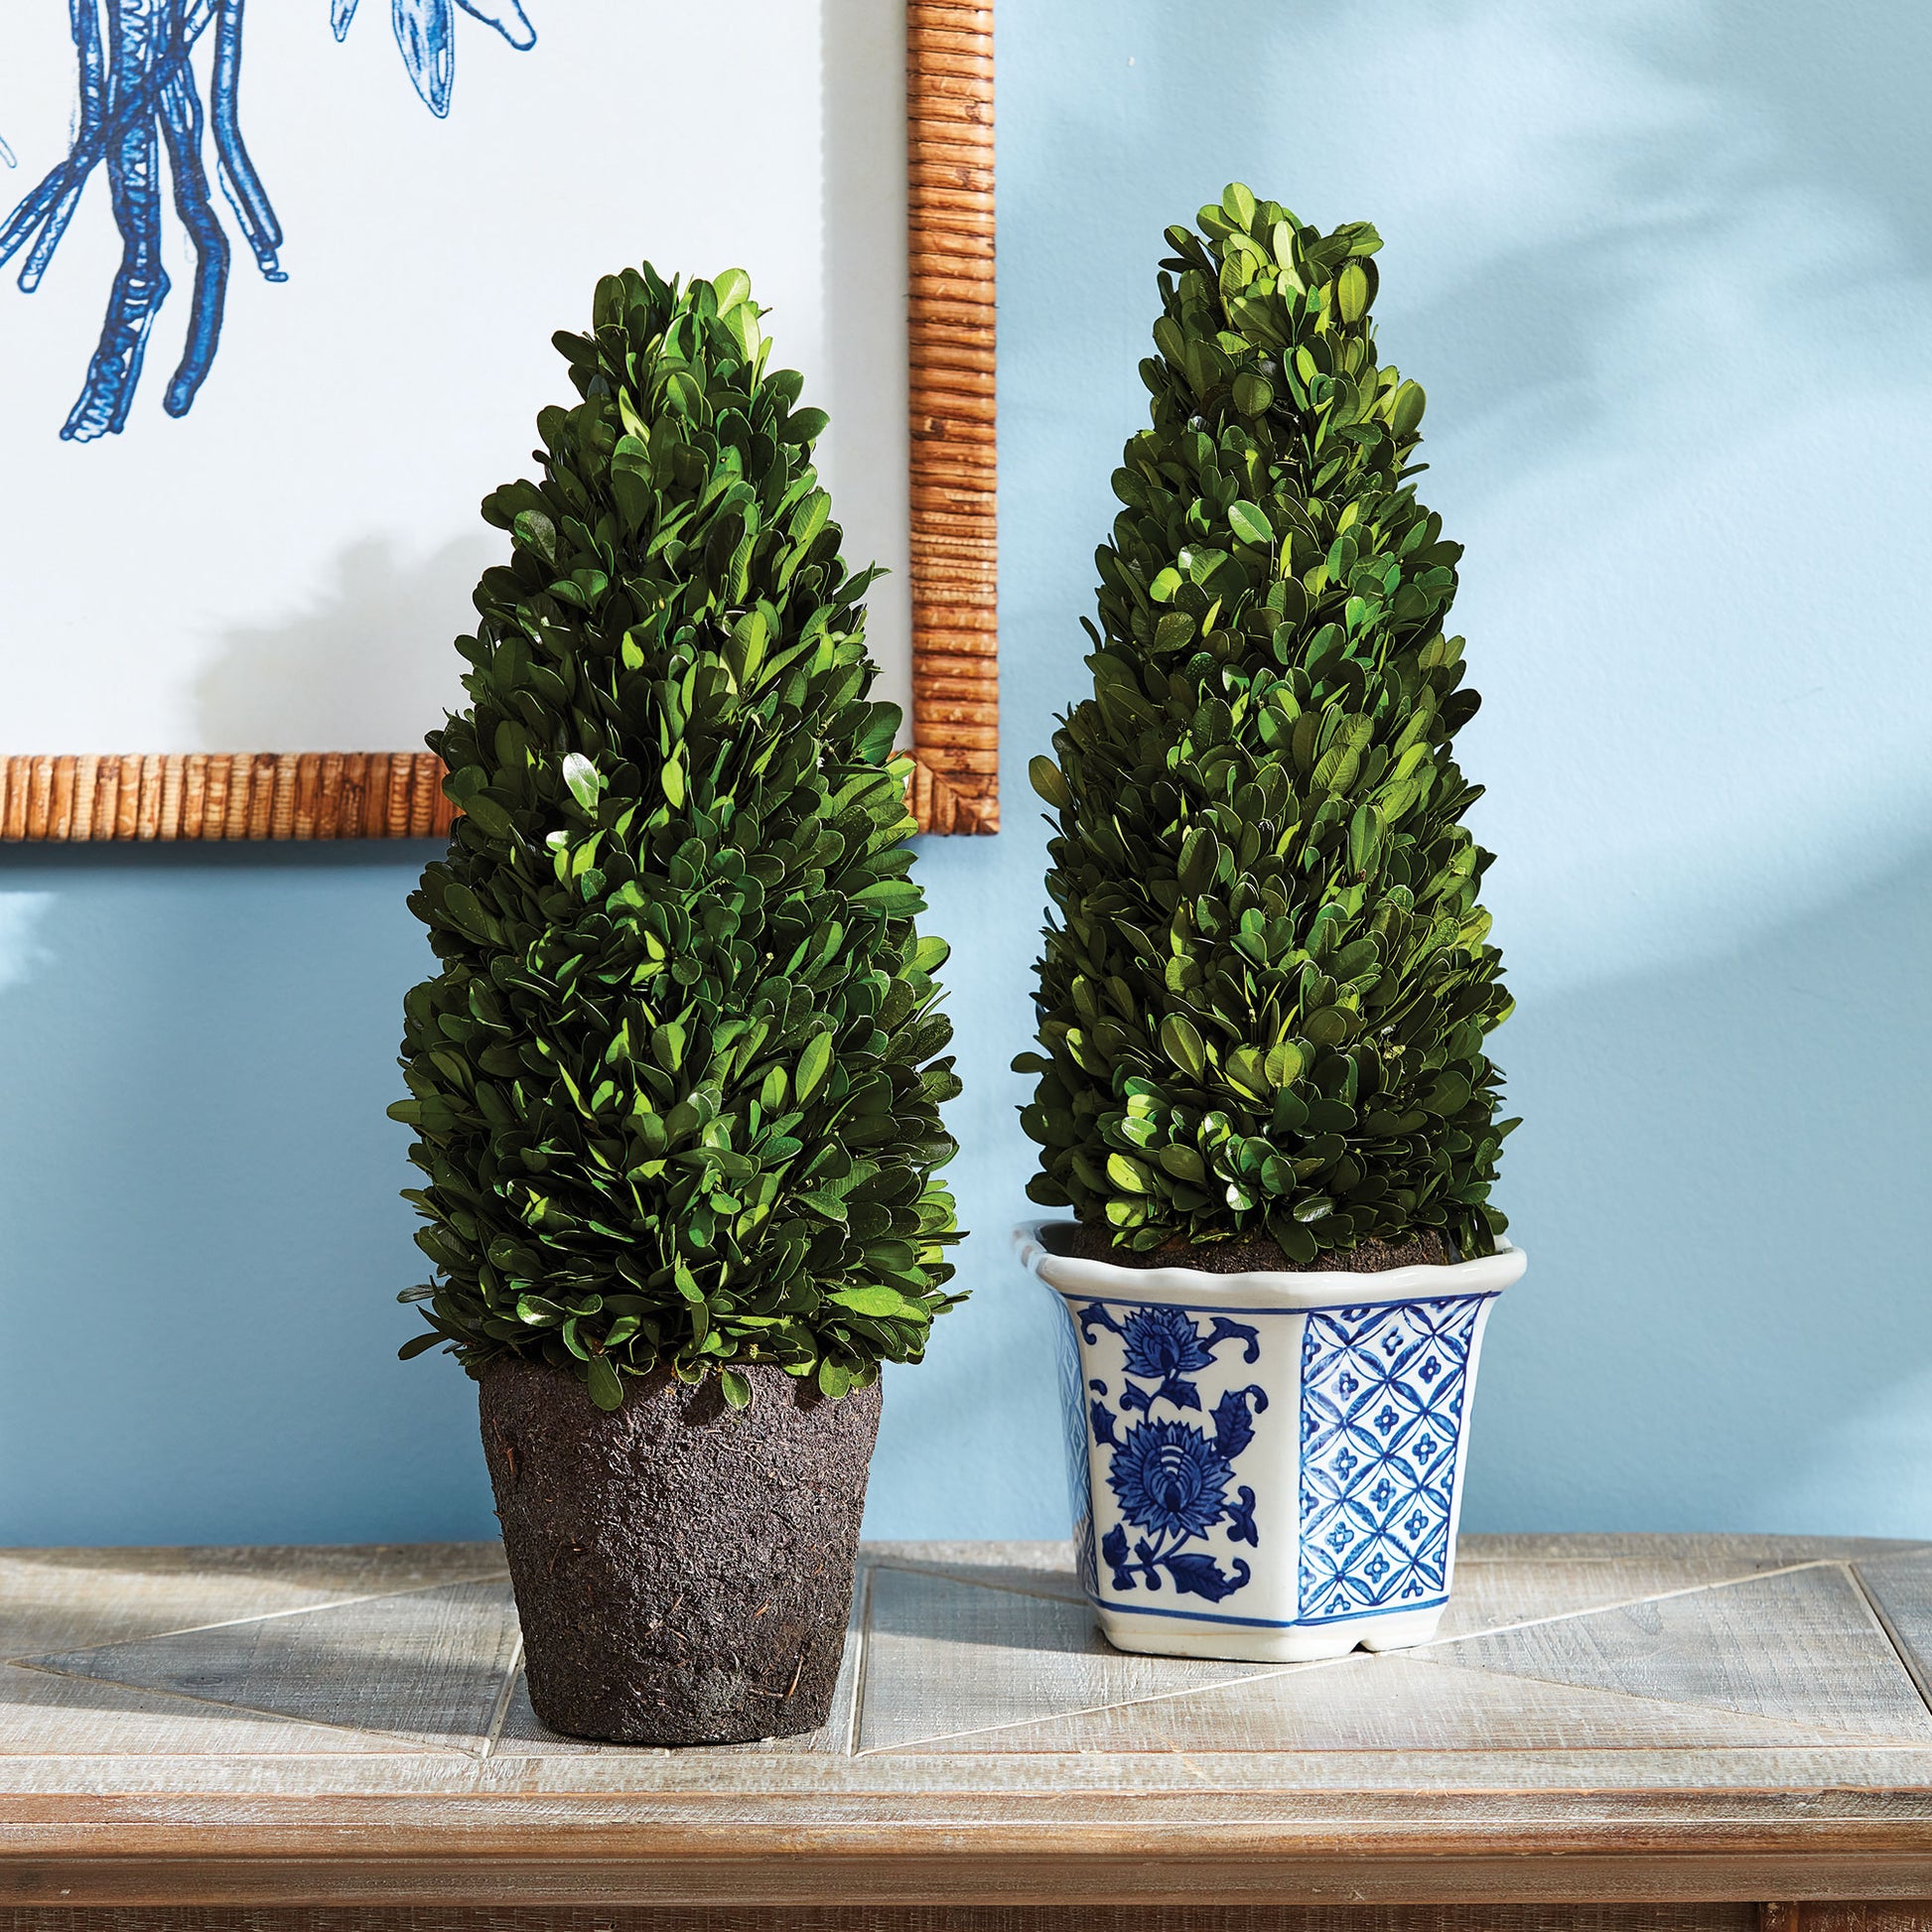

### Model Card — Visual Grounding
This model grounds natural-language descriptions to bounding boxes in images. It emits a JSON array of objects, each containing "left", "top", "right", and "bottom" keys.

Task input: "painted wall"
[{"left": 1, "top": 0, "right": 1928, "bottom": 1545}]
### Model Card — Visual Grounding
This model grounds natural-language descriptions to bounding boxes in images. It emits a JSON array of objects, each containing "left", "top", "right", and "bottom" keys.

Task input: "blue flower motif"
[
  {"left": 1107, "top": 1419, "right": 1232, "bottom": 1540},
  {"left": 1083, "top": 1302, "right": 1262, "bottom": 1603},
  {"left": 1121, "top": 1306, "right": 1213, "bottom": 1379},
  {"left": 1225, "top": 1483, "right": 1259, "bottom": 1547}
]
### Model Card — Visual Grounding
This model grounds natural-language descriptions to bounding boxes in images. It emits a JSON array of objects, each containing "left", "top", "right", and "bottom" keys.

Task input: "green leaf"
[
  {"left": 1177, "top": 825, "right": 1222, "bottom": 895},
  {"left": 1336, "top": 259, "right": 1370, "bottom": 324},
  {"left": 1157, "top": 1144, "right": 1206, "bottom": 1182},
  {"left": 586, "top": 1354, "right": 624, "bottom": 1411},
  {"left": 852, "top": 880, "right": 922, "bottom": 915},
  {"left": 1224, "top": 1045, "right": 1270, "bottom": 1099},
  {"left": 1227, "top": 500, "right": 1273, "bottom": 546},
  {"left": 1264, "top": 1041, "right": 1306, "bottom": 1088},
  {"left": 1348, "top": 802, "right": 1384, "bottom": 878},
  {"left": 786, "top": 405, "right": 830, "bottom": 446},
  {"left": 1231, "top": 371, "right": 1275, "bottom": 416},
  {"left": 1160, "top": 1013, "right": 1207, "bottom": 1079},
  {"left": 720, "top": 1367, "right": 753, "bottom": 1410},
  {"left": 1422, "top": 1070, "right": 1472, "bottom": 1115},
  {"left": 795, "top": 1030, "right": 834, "bottom": 1104},
  {"left": 1029, "top": 756, "right": 1072, "bottom": 810},
  {"left": 561, "top": 753, "right": 601, "bottom": 812},
  {"left": 831, "top": 1284, "right": 920, "bottom": 1317}
]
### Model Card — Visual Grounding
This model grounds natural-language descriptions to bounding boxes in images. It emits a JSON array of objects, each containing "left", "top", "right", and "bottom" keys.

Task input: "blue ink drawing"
[
  {"left": 333, "top": 0, "right": 536, "bottom": 119},
  {"left": 1081, "top": 1302, "right": 1267, "bottom": 1605},
  {"left": 2, "top": 0, "right": 537, "bottom": 441}
]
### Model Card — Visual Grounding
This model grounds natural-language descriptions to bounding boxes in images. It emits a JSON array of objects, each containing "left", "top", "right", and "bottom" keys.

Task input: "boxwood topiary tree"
[
  {"left": 1016, "top": 185, "right": 1514, "bottom": 1265},
  {"left": 391, "top": 262, "right": 963, "bottom": 1409}
]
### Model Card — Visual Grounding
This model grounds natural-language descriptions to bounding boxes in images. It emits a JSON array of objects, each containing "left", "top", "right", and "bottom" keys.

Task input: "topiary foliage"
[
  {"left": 1016, "top": 186, "right": 1515, "bottom": 1265},
  {"left": 391, "top": 262, "right": 964, "bottom": 1410}
]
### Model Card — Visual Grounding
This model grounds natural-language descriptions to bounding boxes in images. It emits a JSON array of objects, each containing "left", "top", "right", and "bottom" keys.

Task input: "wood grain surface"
[
  {"left": 0, "top": 1906, "right": 1778, "bottom": 1932},
  {"left": 904, "top": 0, "right": 998, "bottom": 834},
  {"left": 0, "top": 5, "right": 998, "bottom": 842},
  {"left": 0, "top": 1538, "right": 1925, "bottom": 1911}
]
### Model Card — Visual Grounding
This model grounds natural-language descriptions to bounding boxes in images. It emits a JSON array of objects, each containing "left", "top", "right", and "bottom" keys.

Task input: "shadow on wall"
[
  {"left": 195, "top": 536, "right": 485, "bottom": 752},
  {"left": 1670, "top": 0, "right": 1932, "bottom": 270},
  {"left": 1475, "top": 837, "right": 1932, "bottom": 1534},
  {"left": 1094, "top": 0, "right": 1932, "bottom": 486}
]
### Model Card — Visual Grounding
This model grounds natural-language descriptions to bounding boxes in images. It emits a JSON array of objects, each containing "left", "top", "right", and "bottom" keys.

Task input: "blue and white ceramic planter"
[{"left": 1016, "top": 1221, "right": 1526, "bottom": 1663}]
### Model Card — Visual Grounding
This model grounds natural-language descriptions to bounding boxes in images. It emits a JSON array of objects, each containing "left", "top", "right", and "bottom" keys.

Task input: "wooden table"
[{"left": 0, "top": 1536, "right": 1926, "bottom": 1930}]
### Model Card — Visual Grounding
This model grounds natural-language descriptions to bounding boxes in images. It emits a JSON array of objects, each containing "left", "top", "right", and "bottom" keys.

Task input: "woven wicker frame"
[{"left": 1, "top": 3, "right": 996, "bottom": 842}]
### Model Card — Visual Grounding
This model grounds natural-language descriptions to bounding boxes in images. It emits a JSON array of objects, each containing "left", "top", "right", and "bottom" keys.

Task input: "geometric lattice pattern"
[{"left": 1299, "top": 1295, "right": 1485, "bottom": 1622}]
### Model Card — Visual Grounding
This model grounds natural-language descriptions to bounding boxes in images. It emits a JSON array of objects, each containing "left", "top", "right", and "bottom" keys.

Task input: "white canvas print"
[{"left": 0, "top": 0, "right": 911, "bottom": 751}]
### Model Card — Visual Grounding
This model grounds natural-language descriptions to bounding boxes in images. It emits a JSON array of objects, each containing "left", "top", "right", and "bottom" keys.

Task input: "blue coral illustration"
[
  {"left": 1081, "top": 1302, "right": 1267, "bottom": 1603},
  {"left": 2, "top": 0, "right": 537, "bottom": 441}
]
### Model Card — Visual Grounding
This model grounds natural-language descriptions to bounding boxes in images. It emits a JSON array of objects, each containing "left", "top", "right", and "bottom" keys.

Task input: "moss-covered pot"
[
  {"left": 478, "top": 1356, "right": 880, "bottom": 1744},
  {"left": 1017, "top": 1220, "right": 1525, "bottom": 1664}
]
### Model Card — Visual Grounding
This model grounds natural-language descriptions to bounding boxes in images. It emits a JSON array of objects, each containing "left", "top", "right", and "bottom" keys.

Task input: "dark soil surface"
[
  {"left": 479, "top": 1357, "right": 880, "bottom": 1746},
  {"left": 1042, "top": 1220, "right": 1457, "bottom": 1275}
]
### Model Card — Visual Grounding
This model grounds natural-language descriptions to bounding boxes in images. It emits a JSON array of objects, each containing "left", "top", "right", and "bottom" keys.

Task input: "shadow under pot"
[
  {"left": 478, "top": 1355, "right": 880, "bottom": 1744},
  {"left": 1016, "top": 1220, "right": 1526, "bottom": 1665}
]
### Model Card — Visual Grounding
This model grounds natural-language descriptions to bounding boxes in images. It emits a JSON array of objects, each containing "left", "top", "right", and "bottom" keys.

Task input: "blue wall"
[{"left": 4, "top": 0, "right": 1930, "bottom": 1545}]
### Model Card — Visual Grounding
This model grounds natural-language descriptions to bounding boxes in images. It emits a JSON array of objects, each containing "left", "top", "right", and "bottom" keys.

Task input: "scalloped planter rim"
[{"left": 1017, "top": 1220, "right": 1526, "bottom": 1664}]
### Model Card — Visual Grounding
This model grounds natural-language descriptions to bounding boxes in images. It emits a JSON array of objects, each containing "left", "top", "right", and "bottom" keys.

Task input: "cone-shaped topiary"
[
  {"left": 391, "top": 262, "right": 964, "bottom": 1409},
  {"left": 1016, "top": 186, "right": 1514, "bottom": 1265}
]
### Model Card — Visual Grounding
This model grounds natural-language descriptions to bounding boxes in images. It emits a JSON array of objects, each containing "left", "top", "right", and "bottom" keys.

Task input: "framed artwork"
[{"left": 0, "top": 0, "right": 995, "bottom": 838}]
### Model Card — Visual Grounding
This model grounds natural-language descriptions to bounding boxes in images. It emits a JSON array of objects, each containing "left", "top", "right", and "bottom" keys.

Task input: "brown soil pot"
[{"left": 477, "top": 1354, "right": 881, "bottom": 1745}]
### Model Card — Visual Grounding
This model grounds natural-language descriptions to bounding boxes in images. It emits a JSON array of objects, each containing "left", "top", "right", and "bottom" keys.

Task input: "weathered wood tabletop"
[{"left": 0, "top": 1536, "right": 1926, "bottom": 1929}]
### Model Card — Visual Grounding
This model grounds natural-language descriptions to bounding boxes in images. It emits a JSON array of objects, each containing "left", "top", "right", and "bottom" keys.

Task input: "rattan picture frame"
[{"left": 0, "top": 0, "right": 996, "bottom": 842}]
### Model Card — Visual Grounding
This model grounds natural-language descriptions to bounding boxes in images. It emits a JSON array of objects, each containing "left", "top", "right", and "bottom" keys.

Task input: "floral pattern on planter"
[
  {"left": 1078, "top": 1302, "right": 1268, "bottom": 1604},
  {"left": 1298, "top": 1295, "right": 1485, "bottom": 1622}
]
